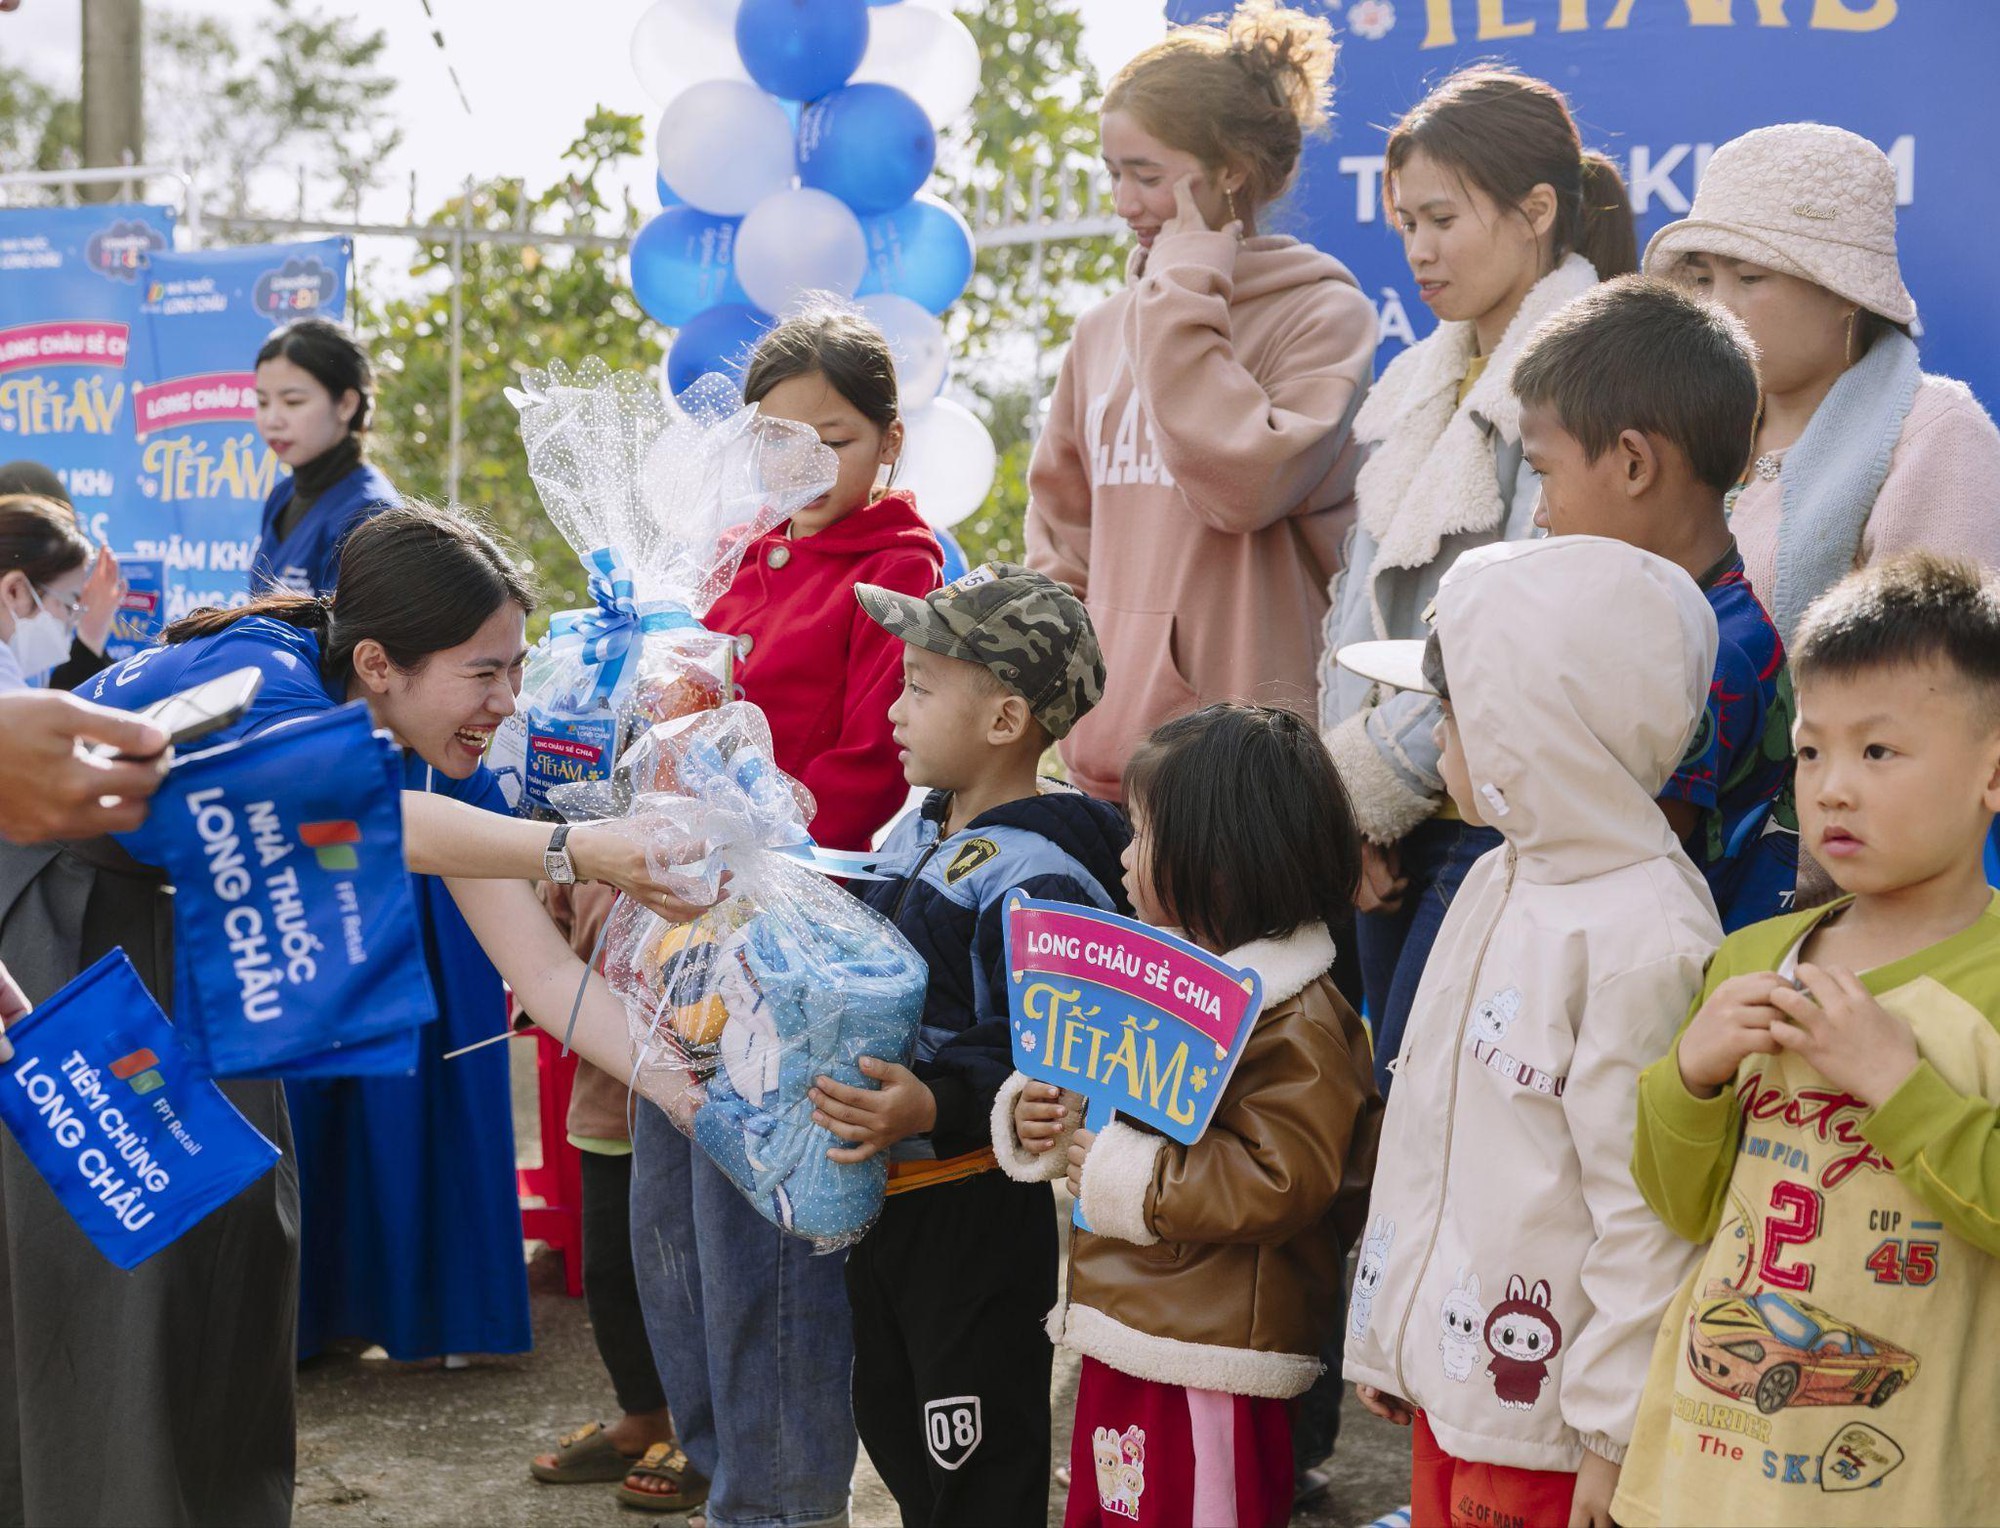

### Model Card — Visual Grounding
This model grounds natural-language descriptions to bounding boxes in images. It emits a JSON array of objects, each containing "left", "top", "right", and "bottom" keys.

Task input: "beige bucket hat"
[{"left": 1644, "top": 123, "right": 1915, "bottom": 326}]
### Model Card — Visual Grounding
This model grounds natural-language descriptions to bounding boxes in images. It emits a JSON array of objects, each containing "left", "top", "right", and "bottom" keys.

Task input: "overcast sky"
[{"left": 6, "top": 0, "right": 1168, "bottom": 220}]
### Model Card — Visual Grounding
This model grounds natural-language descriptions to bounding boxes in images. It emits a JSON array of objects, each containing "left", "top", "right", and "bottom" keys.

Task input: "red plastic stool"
[{"left": 517, "top": 1027, "right": 586, "bottom": 1297}]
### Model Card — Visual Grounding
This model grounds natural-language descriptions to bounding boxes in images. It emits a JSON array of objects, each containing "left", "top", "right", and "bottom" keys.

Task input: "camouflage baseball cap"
[{"left": 855, "top": 562, "right": 1104, "bottom": 739}]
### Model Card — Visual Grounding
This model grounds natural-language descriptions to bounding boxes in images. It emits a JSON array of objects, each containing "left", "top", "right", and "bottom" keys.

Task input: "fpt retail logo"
[
  {"left": 300, "top": 819, "right": 361, "bottom": 872},
  {"left": 109, "top": 1048, "right": 166, "bottom": 1096},
  {"left": 253, "top": 256, "right": 340, "bottom": 318},
  {"left": 85, "top": 220, "right": 167, "bottom": 284}
]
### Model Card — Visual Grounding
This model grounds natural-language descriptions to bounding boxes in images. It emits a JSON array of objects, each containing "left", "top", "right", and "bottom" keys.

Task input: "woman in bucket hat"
[{"left": 1646, "top": 122, "right": 2000, "bottom": 648}]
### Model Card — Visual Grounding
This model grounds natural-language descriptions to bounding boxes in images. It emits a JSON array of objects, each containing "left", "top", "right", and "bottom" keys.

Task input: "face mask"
[{"left": 8, "top": 587, "right": 73, "bottom": 677}]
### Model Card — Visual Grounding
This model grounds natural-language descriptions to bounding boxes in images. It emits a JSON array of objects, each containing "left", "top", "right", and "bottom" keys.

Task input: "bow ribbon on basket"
[{"left": 543, "top": 546, "right": 700, "bottom": 707}]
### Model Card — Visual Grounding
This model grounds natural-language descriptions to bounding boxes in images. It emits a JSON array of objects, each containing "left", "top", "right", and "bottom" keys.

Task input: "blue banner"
[
  {"left": 0, "top": 203, "right": 175, "bottom": 550},
  {"left": 0, "top": 948, "right": 280, "bottom": 1269},
  {"left": 132, "top": 238, "right": 350, "bottom": 620},
  {"left": 1165, "top": 0, "right": 1999, "bottom": 408},
  {"left": 120, "top": 702, "right": 436, "bottom": 1078}
]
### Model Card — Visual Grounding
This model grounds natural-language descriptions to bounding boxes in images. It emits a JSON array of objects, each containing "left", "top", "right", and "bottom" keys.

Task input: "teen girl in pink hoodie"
[{"left": 1025, "top": 0, "right": 1377, "bottom": 804}]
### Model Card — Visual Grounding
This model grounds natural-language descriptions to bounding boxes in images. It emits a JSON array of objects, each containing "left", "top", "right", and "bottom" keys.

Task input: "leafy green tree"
[
  {"left": 0, "top": 1, "right": 399, "bottom": 217},
  {"left": 359, "top": 111, "right": 659, "bottom": 612},
  {"left": 936, "top": 0, "right": 1122, "bottom": 567}
]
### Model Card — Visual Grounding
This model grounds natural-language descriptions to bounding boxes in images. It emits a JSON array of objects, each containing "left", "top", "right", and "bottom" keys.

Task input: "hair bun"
[{"left": 1225, "top": 0, "right": 1336, "bottom": 134}]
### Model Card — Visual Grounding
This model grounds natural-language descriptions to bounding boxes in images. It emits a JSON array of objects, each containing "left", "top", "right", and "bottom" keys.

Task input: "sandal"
[
  {"left": 531, "top": 1421, "right": 638, "bottom": 1485},
  {"left": 617, "top": 1441, "right": 712, "bottom": 1515}
]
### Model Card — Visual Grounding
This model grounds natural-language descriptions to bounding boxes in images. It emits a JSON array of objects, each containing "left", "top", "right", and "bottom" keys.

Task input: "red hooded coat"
[{"left": 705, "top": 489, "right": 942, "bottom": 852}]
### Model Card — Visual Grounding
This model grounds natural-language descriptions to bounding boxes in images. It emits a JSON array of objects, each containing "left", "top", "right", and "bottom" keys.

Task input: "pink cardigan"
[{"left": 1732, "top": 375, "right": 2000, "bottom": 608}]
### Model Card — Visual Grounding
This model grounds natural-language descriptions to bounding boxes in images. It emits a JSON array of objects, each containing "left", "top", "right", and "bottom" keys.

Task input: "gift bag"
[
  {"left": 121, "top": 703, "right": 437, "bottom": 1077},
  {"left": 0, "top": 950, "right": 281, "bottom": 1269},
  {"left": 493, "top": 360, "right": 837, "bottom": 815},
  {"left": 557, "top": 703, "right": 927, "bottom": 1250}
]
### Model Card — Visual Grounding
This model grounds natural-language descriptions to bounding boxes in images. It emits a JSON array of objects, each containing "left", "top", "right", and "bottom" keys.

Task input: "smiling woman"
[
  {"left": 1027, "top": 0, "right": 1377, "bottom": 808},
  {"left": 0, "top": 503, "right": 698, "bottom": 1525}
]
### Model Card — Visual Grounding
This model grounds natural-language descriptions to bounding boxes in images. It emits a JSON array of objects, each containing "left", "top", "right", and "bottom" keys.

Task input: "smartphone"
[{"left": 130, "top": 667, "right": 265, "bottom": 753}]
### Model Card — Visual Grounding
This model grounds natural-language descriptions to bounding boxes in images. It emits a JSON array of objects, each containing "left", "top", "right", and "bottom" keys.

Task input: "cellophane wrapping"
[
  {"left": 492, "top": 360, "right": 837, "bottom": 815},
  {"left": 553, "top": 702, "right": 927, "bottom": 1251}
]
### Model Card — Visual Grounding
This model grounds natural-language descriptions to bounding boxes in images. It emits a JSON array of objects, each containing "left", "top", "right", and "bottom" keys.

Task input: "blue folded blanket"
[{"left": 690, "top": 900, "right": 925, "bottom": 1245}]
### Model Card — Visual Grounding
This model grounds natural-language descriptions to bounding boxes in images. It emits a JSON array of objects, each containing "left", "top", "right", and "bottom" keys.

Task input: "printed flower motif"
[
  {"left": 1189, "top": 1065, "right": 1209, "bottom": 1093},
  {"left": 1348, "top": 0, "right": 1395, "bottom": 40},
  {"left": 1021, "top": 1031, "right": 1037, "bottom": 1055}
]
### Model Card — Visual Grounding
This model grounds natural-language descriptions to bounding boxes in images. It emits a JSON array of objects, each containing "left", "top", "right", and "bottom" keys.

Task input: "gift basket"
[
  {"left": 493, "top": 359, "right": 837, "bottom": 815},
  {"left": 553, "top": 703, "right": 927, "bottom": 1250}
]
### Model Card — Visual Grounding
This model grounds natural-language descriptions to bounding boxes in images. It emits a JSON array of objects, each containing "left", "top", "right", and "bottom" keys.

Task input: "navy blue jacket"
[
  {"left": 862, "top": 786, "right": 1131, "bottom": 1161},
  {"left": 250, "top": 461, "right": 401, "bottom": 596}
]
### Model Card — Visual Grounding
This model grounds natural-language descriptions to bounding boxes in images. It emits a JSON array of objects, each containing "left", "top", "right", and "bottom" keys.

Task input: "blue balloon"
[
  {"left": 798, "top": 84, "right": 936, "bottom": 217},
  {"left": 855, "top": 195, "right": 975, "bottom": 315},
  {"left": 629, "top": 207, "right": 748, "bottom": 328},
  {"left": 934, "top": 525, "right": 968, "bottom": 584},
  {"left": 735, "top": 0, "right": 868, "bottom": 103},
  {"left": 655, "top": 173, "right": 683, "bottom": 209},
  {"left": 667, "top": 303, "right": 774, "bottom": 397}
]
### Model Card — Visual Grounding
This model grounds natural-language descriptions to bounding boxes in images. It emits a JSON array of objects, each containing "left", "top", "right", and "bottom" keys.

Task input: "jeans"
[
  {"left": 630, "top": 1102, "right": 857, "bottom": 1528},
  {"left": 1355, "top": 817, "right": 1505, "bottom": 1096}
]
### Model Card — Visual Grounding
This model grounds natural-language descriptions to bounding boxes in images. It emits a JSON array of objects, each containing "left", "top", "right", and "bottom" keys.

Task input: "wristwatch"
[{"left": 544, "top": 823, "right": 579, "bottom": 886}]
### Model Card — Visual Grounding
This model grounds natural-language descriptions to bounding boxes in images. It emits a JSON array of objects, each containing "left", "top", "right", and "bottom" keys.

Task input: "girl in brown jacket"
[{"left": 994, "top": 704, "right": 1382, "bottom": 1528}]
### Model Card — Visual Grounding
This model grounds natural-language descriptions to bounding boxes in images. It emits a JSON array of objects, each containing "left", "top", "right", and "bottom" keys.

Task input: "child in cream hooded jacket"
[{"left": 1341, "top": 536, "right": 1723, "bottom": 1481}]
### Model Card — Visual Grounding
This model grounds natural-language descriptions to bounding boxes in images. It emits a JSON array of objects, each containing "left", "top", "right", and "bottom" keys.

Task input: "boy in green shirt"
[{"left": 1615, "top": 554, "right": 2000, "bottom": 1527}]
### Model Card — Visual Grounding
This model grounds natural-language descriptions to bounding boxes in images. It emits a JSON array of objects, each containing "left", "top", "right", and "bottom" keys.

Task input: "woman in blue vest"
[
  {"left": 0, "top": 505, "right": 691, "bottom": 1526},
  {"left": 251, "top": 318, "right": 400, "bottom": 595}
]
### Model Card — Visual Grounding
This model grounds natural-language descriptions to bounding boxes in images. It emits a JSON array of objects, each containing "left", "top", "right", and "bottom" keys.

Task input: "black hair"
[
  {"left": 0, "top": 461, "right": 71, "bottom": 507},
  {"left": 165, "top": 503, "right": 537, "bottom": 691},
  {"left": 0, "top": 494, "right": 93, "bottom": 587},
  {"left": 1791, "top": 553, "right": 2000, "bottom": 722},
  {"left": 255, "top": 317, "right": 375, "bottom": 434},
  {"left": 1122, "top": 702, "right": 1362, "bottom": 952},
  {"left": 1385, "top": 66, "right": 1638, "bottom": 282},
  {"left": 741, "top": 300, "right": 899, "bottom": 433},
  {"left": 1512, "top": 275, "right": 1761, "bottom": 493}
]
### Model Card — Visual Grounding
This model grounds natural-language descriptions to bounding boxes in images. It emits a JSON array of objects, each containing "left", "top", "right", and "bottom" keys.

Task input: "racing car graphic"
[{"left": 1686, "top": 1281, "right": 1919, "bottom": 1415}]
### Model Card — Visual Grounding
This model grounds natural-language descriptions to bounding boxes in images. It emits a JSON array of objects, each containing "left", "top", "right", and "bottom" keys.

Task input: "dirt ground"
[{"left": 291, "top": 1048, "right": 1410, "bottom": 1528}]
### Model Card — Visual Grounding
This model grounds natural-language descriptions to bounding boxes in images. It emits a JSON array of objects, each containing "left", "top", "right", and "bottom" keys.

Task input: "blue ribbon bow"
[{"left": 545, "top": 546, "right": 699, "bottom": 707}]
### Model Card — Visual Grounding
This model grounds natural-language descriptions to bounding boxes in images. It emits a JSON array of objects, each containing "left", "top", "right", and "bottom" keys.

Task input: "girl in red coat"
[
  {"left": 703, "top": 306, "right": 945, "bottom": 852},
  {"left": 620, "top": 305, "right": 943, "bottom": 1522}
]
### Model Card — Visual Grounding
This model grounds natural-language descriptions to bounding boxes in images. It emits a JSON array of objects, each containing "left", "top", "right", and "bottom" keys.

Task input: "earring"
[
  {"left": 1845, "top": 308, "right": 1860, "bottom": 367},
  {"left": 1226, "top": 185, "right": 1241, "bottom": 225}
]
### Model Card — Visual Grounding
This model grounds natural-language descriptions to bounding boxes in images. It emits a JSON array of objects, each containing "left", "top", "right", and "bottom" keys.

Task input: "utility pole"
[{"left": 80, "top": 0, "right": 144, "bottom": 202}]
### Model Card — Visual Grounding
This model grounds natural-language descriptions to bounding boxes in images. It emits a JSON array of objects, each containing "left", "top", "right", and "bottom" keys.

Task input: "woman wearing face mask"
[
  {"left": 0, "top": 494, "right": 93, "bottom": 691},
  {"left": 1025, "top": 0, "right": 1377, "bottom": 806},
  {"left": 1317, "top": 66, "right": 1635, "bottom": 1094},
  {"left": 1646, "top": 123, "right": 2000, "bottom": 642},
  {"left": 0, "top": 465, "right": 125, "bottom": 692},
  {"left": 0, "top": 505, "right": 694, "bottom": 1527},
  {"left": 250, "top": 318, "right": 400, "bottom": 596}
]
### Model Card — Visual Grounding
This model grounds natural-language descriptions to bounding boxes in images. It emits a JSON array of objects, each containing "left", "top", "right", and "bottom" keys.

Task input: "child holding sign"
[{"left": 996, "top": 703, "right": 1381, "bottom": 1528}]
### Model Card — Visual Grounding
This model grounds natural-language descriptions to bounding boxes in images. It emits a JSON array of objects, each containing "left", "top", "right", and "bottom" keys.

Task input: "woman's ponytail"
[
  {"left": 1576, "top": 150, "right": 1639, "bottom": 278},
  {"left": 1383, "top": 68, "right": 1636, "bottom": 278},
  {"left": 164, "top": 594, "right": 330, "bottom": 645}
]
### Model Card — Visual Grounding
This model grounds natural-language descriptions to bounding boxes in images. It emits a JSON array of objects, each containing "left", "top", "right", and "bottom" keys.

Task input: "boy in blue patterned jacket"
[{"left": 807, "top": 564, "right": 1128, "bottom": 1527}]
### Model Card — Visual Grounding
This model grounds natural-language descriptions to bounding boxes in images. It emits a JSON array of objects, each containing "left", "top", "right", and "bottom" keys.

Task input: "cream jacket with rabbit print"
[{"left": 1340, "top": 536, "right": 1724, "bottom": 1473}]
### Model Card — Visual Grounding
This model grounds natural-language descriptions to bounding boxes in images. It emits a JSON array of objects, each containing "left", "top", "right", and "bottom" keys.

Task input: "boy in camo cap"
[{"left": 809, "top": 563, "right": 1130, "bottom": 1524}]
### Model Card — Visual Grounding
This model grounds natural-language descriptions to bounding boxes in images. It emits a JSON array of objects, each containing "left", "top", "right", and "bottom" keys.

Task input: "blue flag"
[
  {"left": 0, "top": 949, "right": 279, "bottom": 1269},
  {"left": 124, "top": 702, "right": 438, "bottom": 1076}
]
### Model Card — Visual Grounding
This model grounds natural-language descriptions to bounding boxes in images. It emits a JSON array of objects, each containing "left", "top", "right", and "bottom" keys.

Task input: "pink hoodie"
[{"left": 1026, "top": 228, "right": 1377, "bottom": 800}]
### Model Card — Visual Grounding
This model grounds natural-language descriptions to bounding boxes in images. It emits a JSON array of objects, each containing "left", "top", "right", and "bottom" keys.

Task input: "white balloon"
[
  {"left": 857, "top": 293, "right": 947, "bottom": 406},
  {"left": 734, "top": 188, "right": 869, "bottom": 313},
  {"left": 851, "top": 4, "right": 981, "bottom": 128},
  {"left": 896, "top": 397, "right": 995, "bottom": 529},
  {"left": 631, "top": 0, "right": 749, "bottom": 108},
  {"left": 656, "top": 81, "right": 797, "bottom": 218}
]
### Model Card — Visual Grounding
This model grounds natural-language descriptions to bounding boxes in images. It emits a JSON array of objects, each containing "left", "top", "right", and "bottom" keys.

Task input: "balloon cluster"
[{"left": 629, "top": 0, "right": 996, "bottom": 530}]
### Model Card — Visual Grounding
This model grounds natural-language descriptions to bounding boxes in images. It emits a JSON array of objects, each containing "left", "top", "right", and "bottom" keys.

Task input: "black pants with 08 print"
[{"left": 846, "top": 1169, "right": 1059, "bottom": 1528}]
